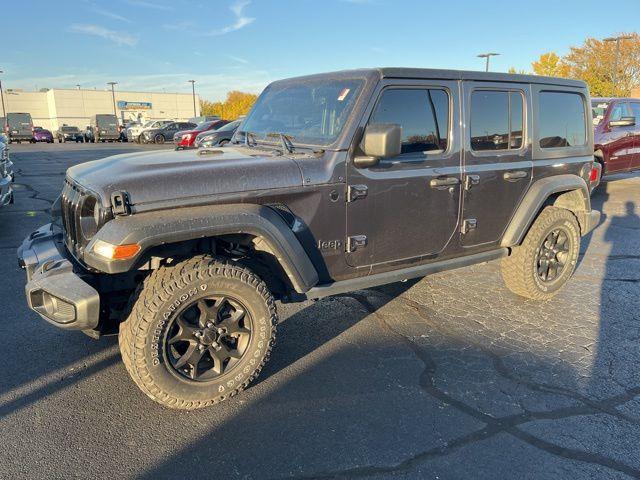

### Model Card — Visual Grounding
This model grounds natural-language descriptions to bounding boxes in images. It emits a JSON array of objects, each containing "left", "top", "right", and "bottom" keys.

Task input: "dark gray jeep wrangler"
[{"left": 18, "top": 69, "right": 600, "bottom": 409}]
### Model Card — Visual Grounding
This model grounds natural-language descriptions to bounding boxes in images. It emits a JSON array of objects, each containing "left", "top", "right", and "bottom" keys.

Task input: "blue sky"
[{"left": 3, "top": 0, "right": 639, "bottom": 101}]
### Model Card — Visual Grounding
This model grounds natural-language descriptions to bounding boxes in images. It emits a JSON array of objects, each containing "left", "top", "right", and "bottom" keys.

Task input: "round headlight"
[{"left": 79, "top": 195, "right": 100, "bottom": 240}]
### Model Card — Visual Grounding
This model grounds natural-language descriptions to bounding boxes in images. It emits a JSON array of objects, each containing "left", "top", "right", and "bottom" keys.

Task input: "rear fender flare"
[{"left": 501, "top": 174, "right": 592, "bottom": 247}]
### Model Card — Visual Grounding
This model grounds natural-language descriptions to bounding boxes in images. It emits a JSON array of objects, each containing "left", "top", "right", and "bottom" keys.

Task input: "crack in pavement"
[{"left": 276, "top": 292, "right": 640, "bottom": 479}]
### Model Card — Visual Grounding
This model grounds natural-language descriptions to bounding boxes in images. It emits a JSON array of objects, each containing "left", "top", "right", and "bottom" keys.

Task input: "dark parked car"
[
  {"left": 4, "top": 112, "right": 34, "bottom": 143},
  {"left": 174, "top": 120, "right": 229, "bottom": 149},
  {"left": 0, "top": 133, "right": 13, "bottom": 207},
  {"left": 18, "top": 68, "right": 600, "bottom": 410},
  {"left": 194, "top": 119, "right": 241, "bottom": 148},
  {"left": 57, "top": 126, "right": 84, "bottom": 143},
  {"left": 592, "top": 97, "right": 640, "bottom": 181},
  {"left": 141, "top": 121, "right": 196, "bottom": 144},
  {"left": 33, "top": 127, "right": 54, "bottom": 143},
  {"left": 87, "top": 114, "right": 120, "bottom": 142}
]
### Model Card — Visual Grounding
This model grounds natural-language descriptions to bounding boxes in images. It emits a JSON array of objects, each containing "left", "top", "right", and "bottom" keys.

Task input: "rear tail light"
[{"left": 590, "top": 167, "right": 599, "bottom": 182}]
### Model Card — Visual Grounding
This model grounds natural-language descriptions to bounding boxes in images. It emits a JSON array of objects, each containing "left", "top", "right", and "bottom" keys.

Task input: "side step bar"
[{"left": 305, "top": 248, "right": 509, "bottom": 300}]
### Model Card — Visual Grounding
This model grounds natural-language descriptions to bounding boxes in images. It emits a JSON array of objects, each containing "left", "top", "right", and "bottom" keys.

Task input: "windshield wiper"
[
  {"left": 266, "top": 132, "right": 295, "bottom": 154},
  {"left": 236, "top": 130, "right": 257, "bottom": 147}
]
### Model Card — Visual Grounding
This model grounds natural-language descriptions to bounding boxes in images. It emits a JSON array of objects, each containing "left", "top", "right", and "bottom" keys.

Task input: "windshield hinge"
[
  {"left": 110, "top": 191, "right": 131, "bottom": 216},
  {"left": 347, "top": 184, "right": 368, "bottom": 203}
]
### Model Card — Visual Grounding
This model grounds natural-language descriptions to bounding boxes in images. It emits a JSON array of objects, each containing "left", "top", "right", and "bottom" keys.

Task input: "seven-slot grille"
[{"left": 60, "top": 178, "right": 86, "bottom": 255}]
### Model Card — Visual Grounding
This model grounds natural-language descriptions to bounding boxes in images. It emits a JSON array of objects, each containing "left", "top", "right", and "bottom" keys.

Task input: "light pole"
[
  {"left": 477, "top": 52, "right": 500, "bottom": 72},
  {"left": 604, "top": 35, "right": 633, "bottom": 96},
  {"left": 107, "top": 81, "right": 118, "bottom": 118},
  {"left": 188, "top": 80, "right": 197, "bottom": 117},
  {"left": 0, "top": 70, "right": 6, "bottom": 129}
]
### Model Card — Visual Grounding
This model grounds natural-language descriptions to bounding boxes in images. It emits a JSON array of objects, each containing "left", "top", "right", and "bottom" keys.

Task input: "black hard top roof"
[
  {"left": 377, "top": 67, "right": 586, "bottom": 88},
  {"left": 274, "top": 68, "right": 587, "bottom": 89}
]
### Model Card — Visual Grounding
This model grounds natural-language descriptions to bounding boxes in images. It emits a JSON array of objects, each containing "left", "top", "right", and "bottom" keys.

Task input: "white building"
[{"left": 1, "top": 87, "right": 200, "bottom": 132}]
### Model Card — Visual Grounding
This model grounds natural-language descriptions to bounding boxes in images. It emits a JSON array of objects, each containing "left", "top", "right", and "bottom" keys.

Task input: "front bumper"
[{"left": 18, "top": 223, "right": 100, "bottom": 330}]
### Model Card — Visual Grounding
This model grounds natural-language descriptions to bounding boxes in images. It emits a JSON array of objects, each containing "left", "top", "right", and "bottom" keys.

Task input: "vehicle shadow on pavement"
[{"left": 137, "top": 181, "right": 640, "bottom": 479}]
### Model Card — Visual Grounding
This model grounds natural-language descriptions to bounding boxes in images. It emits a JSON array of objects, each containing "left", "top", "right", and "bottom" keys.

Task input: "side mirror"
[
  {"left": 354, "top": 123, "right": 402, "bottom": 168},
  {"left": 609, "top": 116, "right": 636, "bottom": 127}
]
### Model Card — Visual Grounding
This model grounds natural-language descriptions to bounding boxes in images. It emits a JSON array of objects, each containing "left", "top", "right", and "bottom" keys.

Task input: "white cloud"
[
  {"left": 162, "top": 20, "right": 196, "bottom": 31},
  {"left": 92, "top": 6, "right": 132, "bottom": 23},
  {"left": 225, "top": 54, "right": 249, "bottom": 64},
  {"left": 124, "top": 0, "right": 173, "bottom": 11},
  {"left": 207, "top": 0, "right": 255, "bottom": 35},
  {"left": 69, "top": 24, "right": 138, "bottom": 46}
]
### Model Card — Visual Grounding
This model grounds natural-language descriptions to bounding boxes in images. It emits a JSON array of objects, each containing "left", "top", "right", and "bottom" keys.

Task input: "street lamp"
[
  {"left": 107, "top": 81, "right": 118, "bottom": 118},
  {"left": 188, "top": 80, "right": 197, "bottom": 117},
  {"left": 604, "top": 35, "right": 633, "bottom": 96},
  {"left": 477, "top": 52, "right": 500, "bottom": 72}
]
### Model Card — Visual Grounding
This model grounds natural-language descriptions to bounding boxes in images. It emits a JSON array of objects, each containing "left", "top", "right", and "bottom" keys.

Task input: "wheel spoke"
[
  {"left": 219, "top": 307, "right": 249, "bottom": 336},
  {"left": 168, "top": 317, "right": 199, "bottom": 345},
  {"left": 174, "top": 342, "right": 204, "bottom": 371}
]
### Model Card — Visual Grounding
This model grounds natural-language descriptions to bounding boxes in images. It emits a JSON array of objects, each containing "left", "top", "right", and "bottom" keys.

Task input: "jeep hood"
[{"left": 66, "top": 146, "right": 304, "bottom": 208}]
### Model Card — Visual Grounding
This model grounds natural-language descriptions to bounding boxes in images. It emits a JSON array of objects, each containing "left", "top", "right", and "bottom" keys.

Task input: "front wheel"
[
  {"left": 154, "top": 134, "right": 165, "bottom": 144},
  {"left": 119, "top": 256, "right": 277, "bottom": 409},
  {"left": 501, "top": 206, "right": 580, "bottom": 300}
]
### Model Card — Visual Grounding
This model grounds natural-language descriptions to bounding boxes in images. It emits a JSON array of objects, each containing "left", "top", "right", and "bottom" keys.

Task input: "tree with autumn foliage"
[
  {"left": 531, "top": 33, "right": 640, "bottom": 97},
  {"left": 200, "top": 90, "right": 259, "bottom": 121},
  {"left": 531, "top": 52, "right": 569, "bottom": 78}
]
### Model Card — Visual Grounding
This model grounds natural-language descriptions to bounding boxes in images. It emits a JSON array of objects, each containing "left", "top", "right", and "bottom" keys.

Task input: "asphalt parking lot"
[{"left": 1, "top": 142, "right": 639, "bottom": 479}]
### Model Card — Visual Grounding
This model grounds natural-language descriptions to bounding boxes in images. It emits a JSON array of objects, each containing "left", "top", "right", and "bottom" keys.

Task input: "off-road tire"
[
  {"left": 119, "top": 255, "right": 277, "bottom": 409},
  {"left": 501, "top": 206, "right": 580, "bottom": 300}
]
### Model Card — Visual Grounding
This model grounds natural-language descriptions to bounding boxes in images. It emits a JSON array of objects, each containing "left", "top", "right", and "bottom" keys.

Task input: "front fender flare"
[{"left": 83, "top": 204, "right": 319, "bottom": 293}]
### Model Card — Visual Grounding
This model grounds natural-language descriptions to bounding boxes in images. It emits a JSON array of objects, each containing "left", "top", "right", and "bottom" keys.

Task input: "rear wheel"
[
  {"left": 501, "top": 206, "right": 580, "bottom": 300},
  {"left": 154, "top": 134, "right": 165, "bottom": 144},
  {"left": 119, "top": 256, "right": 277, "bottom": 409}
]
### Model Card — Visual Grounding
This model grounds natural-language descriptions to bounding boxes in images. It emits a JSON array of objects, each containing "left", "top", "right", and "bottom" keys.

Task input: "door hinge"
[
  {"left": 347, "top": 184, "right": 368, "bottom": 202},
  {"left": 464, "top": 175, "right": 480, "bottom": 191},
  {"left": 346, "top": 235, "right": 368, "bottom": 252},
  {"left": 110, "top": 191, "right": 131, "bottom": 216},
  {"left": 461, "top": 219, "right": 477, "bottom": 234}
]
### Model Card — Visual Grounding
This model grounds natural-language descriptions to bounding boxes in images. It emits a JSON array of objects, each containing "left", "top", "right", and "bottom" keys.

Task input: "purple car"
[{"left": 33, "top": 127, "right": 54, "bottom": 143}]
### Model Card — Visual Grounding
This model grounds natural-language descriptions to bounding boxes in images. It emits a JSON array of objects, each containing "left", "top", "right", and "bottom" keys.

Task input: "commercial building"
[{"left": 0, "top": 88, "right": 200, "bottom": 132}]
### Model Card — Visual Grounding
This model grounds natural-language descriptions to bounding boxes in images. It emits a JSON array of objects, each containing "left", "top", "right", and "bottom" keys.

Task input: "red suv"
[
  {"left": 592, "top": 97, "right": 640, "bottom": 181},
  {"left": 174, "top": 120, "right": 229, "bottom": 149}
]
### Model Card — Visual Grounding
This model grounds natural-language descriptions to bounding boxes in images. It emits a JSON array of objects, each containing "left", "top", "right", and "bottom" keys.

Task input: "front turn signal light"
[{"left": 93, "top": 240, "right": 141, "bottom": 260}]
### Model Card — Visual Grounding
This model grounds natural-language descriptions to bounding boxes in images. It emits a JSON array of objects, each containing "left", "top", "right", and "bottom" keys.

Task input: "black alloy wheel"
[{"left": 165, "top": 296, "right": 252, "bottom": 382}]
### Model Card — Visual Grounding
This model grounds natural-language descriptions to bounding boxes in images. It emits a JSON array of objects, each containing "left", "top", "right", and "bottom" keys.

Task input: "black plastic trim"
[
  {"left": 84, "top": 203, "right": 320, "bottom": 293},
  {"left": 501, "top": 174, "right": 594, "bottom": 247},
  {"left": 304, "top": 248, "right": 508, "bottom": 299}
]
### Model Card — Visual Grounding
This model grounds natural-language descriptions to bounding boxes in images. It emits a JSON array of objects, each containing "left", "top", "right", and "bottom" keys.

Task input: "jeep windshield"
[{"left": 238, "top": 77, "right": 365, "bottom": 147}]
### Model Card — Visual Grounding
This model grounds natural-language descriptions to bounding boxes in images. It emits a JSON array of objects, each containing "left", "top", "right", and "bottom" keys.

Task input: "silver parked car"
[
  {"left": 127, "top": 120, "right": 174, "bottom": 143},
  {"left": 0, "top": 133, "right": 14, "bottom": 207}
]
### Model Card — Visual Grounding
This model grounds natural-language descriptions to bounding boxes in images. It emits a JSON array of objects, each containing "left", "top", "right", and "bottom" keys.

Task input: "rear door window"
[
  {"left": 470, "top": 91, "right": 524, "bottom": 151},
  {"left": 369, "top": 88, "right": 449, "bottom": 155},
  {"left": 538, "top": 92, "right": 586, "bottom": 148}
]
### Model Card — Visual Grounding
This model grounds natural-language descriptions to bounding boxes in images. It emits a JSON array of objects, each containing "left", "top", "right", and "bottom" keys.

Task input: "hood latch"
[{"left": 110, "top": 191, "right": 131, "bottom": 216}]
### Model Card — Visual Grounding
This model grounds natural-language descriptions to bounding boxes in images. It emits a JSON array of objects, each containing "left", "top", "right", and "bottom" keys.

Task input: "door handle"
[
  {"left": 430, "top": 177, "right": 460, "bottom": 188},
  {"left": 503, "top": 170, "right": 528, "bottom": 181}
]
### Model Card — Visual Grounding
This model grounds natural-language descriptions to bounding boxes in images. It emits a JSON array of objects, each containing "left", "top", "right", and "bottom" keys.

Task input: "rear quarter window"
[{"left": 538, "top": 92, "right": 586, "bottom": 149}]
